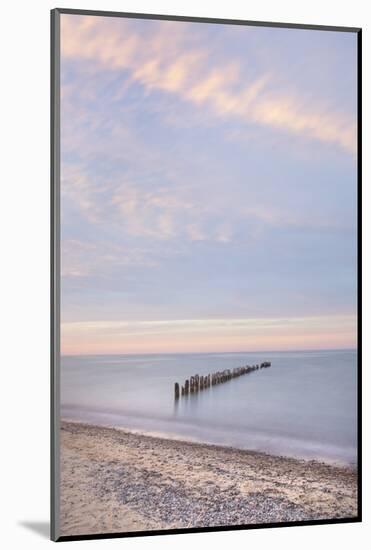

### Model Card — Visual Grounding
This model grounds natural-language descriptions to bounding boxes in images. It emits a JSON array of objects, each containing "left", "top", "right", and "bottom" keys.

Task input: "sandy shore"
[{"left": 60, "top": 421, "right": 358, "bottom": 537}]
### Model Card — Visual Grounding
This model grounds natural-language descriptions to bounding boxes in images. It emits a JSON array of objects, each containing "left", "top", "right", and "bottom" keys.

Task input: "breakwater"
[{"left": 174, "top": 362, "right": 271, "bottom": 399}]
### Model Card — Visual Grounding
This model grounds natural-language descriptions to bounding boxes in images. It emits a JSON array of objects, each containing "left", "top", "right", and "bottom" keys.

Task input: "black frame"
[{"left": 51, "top": 7, "right": 362, "bottom": 542}]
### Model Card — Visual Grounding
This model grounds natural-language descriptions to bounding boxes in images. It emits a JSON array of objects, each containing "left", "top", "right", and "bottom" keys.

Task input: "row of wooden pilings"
[{"left": 174, "top": 361, "right": 271, "bottom": 399}]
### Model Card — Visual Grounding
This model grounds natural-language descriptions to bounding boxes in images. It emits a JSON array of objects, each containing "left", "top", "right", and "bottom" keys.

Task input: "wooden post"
[{"left": 175, "top": 361, "right": 271, "bottom": 397}]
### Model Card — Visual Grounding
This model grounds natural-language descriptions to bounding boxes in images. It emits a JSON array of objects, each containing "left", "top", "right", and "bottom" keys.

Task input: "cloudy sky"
[{"left": 60, "top": 14, "right": 357, "bottom": 355}]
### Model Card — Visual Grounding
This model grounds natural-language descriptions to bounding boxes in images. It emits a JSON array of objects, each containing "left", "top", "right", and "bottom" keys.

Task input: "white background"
[{"left": 0, "top": 0, "right": 369, "bottom": 548}]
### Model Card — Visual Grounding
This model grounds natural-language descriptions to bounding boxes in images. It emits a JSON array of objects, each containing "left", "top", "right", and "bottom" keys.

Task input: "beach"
[{"left": 60, "top": 421, "right": 358, "bottom": 537}]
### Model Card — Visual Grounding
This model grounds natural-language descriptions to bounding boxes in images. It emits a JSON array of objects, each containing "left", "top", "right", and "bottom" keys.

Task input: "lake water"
[{"left": 60, "top": 349, "right": 357, "bottom": 465}]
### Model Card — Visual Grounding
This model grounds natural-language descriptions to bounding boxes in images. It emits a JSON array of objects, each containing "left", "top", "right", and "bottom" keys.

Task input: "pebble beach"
[{"left": 60, "top": 421, "right": 358, "bottom": 537}]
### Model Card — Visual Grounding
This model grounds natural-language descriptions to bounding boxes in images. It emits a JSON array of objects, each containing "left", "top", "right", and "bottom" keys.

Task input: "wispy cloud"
[
  {"left": 61, "top": 15, "right": 356, "bottom": 154},
  {"left": 59, "top": 14, "right": 357, "bottom": 354},
  {"left": 61, "top": 239, "right": 158, "bottom": 281},
  {"left": 61, "top": 314, "right": 357, "bottom": 355},
  {"left": 111, "top": 186, "right": 194, "bottom": 240},
  {"left": 62, "top": 315, "right": 356, "bottom": 333}
]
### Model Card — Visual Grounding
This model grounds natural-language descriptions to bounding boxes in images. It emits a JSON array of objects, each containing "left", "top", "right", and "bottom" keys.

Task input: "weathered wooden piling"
[
  {"left": 174, "top": 382, "right": 180, "bottom": 399},
  {"left": 175, "top": 361, "right": 271, "bottom": 398}
]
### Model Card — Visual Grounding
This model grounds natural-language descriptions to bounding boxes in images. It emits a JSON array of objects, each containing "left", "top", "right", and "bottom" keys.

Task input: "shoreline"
[
  {"left": 60, "top": 420, "right": 358, "bottom": 536},
  {"left": 61, "top": 417, "right": 356, "bottom": 468}
]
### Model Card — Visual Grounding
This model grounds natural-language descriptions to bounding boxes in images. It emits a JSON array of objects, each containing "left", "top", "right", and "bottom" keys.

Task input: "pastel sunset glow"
[{"left": 60, "top": 14, "right": 357, "bottom": 355}]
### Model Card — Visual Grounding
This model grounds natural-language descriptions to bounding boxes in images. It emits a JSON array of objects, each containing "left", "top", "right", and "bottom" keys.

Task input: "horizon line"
[{"left": 60, "top": 347, "right": 357, "bottom": 358}]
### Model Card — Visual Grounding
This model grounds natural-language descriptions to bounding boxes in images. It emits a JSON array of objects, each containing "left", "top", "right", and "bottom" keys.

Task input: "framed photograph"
[{"left": 51, "top": 8, "right": 361, "bottom": 542}]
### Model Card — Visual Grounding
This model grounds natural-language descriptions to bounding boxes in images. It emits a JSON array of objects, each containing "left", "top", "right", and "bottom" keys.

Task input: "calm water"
[{"left": 61, "top": 350, "right": 357, "bottom": 465}]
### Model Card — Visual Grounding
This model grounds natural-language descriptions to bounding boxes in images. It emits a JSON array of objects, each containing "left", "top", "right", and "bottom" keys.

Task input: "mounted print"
[{"left": 51, "top": 8, "right": 361, "bottom": 542}]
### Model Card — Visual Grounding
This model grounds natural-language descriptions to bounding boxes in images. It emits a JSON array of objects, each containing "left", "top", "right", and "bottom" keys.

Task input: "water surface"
[{"left": 61, "top": 349, "right": 357, "bottom": 465}]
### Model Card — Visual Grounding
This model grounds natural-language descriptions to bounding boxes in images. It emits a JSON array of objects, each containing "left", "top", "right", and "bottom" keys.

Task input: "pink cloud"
[{"left": 61, "top": 14, "right": 356, "bottom": 155}]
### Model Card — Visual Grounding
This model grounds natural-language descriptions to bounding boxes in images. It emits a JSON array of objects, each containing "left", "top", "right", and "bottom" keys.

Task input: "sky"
[{"left": 60, "top": 14, "right": 358, "bottom": 355}]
